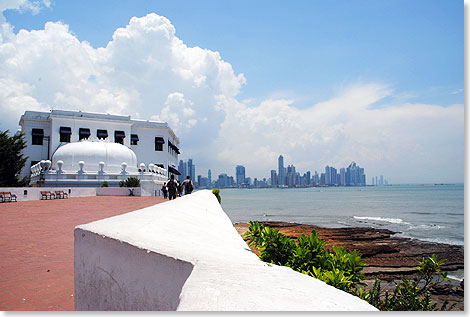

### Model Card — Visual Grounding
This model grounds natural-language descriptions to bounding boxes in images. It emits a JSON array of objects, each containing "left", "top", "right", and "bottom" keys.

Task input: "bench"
[
  {"left": 54, "top": 191, "right": 68, "bottom": 199},
  {"left": 40, "top": 191, "right": 55, "bottom": 200},
  {"left": 0, "top": 192, "right": 17, "bottom": 202}
]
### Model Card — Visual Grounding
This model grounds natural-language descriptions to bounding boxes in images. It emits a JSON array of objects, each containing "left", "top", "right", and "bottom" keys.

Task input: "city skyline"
[
  {"left": 0, "top": 1, "right": 463, "bottom": 184},
  {"left": 179, "top": 156, "right": 396, "bottom": 188}
]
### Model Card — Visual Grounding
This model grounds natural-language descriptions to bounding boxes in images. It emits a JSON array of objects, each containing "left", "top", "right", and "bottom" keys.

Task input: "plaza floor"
[{"left": 0, "top": 196, "right": 166, "bottom": 311}]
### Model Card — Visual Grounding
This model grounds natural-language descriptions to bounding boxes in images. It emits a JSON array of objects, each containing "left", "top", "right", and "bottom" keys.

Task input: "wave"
[
  {"left": 353, "top": 216, "right": 410, "bottom": 225},
  {"left": 394, "top": 233, "right": 464, "bottom": 246},
  {"left": 407, "top": 224, "right": 446, "bottom": 230},
  {"left": 448, "top": 273, "right": 464, "bottom": 282}
]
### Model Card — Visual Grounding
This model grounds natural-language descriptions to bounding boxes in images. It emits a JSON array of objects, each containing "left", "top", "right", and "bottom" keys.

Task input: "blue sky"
[
  {"left": 5, "top": 0, "right": 463, "bottom": 106},
  {"left": 0, "top": 0, "right": 464, "bottom": 183}
]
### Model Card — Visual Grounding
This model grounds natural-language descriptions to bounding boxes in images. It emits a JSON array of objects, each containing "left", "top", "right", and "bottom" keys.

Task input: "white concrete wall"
[
  {"left": 96, "top": 187, "right": 141, "bottom": 196},
  {"left": 74, "top": 229, "right": 193, "bottom": 310},
  {"left": 74, "top": 190, "right": 378, "bottom": 311},
  {"left": 49, "top": 116, "right": 132, "bottom": 154},
  {"left": 20, "top": 116, "right": 51, "bottom": 179},
  {"left": 130, "top": 122, "right": 179, "bottom": 173},
  {"left": 0, "top": 187, "right": 96, "bottom": 201}
]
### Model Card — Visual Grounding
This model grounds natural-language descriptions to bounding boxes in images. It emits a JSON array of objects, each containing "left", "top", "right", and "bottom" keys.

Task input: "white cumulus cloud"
[
  {"left": 1, "top": 0, "right": 50, "bottom": 22},
  {"left": 213, "top": 84, "right": 463, "bottom": 183}
]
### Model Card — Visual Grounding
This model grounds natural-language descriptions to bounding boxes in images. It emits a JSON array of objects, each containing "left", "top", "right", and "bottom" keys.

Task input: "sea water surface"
[{"left": 220, "top": 184, "right": 464, "bottom": 246}]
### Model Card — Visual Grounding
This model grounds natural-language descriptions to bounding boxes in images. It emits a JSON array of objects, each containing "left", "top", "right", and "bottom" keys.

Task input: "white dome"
[{"left": 52, "top": 141, "right": 138, "bottom": 173}]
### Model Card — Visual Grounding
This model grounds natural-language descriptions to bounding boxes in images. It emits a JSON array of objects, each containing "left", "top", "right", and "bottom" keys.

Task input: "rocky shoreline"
[{"left": 234, "top": 221, "right": 464, "bottom": 311}]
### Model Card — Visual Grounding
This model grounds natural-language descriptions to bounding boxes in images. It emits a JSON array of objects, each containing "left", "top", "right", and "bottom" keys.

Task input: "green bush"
[
  {"left": 101, "top": 181, "right": 109, "bottom": 187},
  {"left": 244, "top": 221, "right": 449, "bottom": 310},
  {"left": 355, "top": 254, "right": 450, "bottom": 311},
  {"left": 244, "top": 221, "right": 365, "bottom": 291},
  {"left": 119, "top": 177, "right": 141, "bottom": 187},
  {"left": 212, "top": 188, "right": 221, "bottom": 204},
  {"left": 245, "top": 221, "right": 295, "bottom": 266}
]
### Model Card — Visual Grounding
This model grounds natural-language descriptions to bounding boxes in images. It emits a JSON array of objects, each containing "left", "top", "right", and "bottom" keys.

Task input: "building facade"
[
  {"left": 19, "top": 110, "right": 180, "bottom": 180},
  {"left": 235, "top": 165, "right": 246, "bottom": 185},
  {"left": 278, "top": 155, "right": 285, "bottom": 186}
]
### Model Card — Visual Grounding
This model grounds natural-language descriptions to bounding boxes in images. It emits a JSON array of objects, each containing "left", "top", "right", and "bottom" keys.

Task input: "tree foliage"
[
  {"left": 0, "top": 130, "right": 29, "bottom": 187},
  {"left": 212, "top": 188, "right": 221, "bottom": 204}
]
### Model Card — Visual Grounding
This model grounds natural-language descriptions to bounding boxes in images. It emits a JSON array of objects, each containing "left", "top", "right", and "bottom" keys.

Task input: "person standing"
[
  {"left": 177, "top": 181, "right": 183, "bottom": 197},
  {"left": 162, "top": 182, "right": 168, "bottom": 199},
  {"left": 182, "top": 176, "right": 194, "bottom": 195},
  {"left": 167, "top": 175, "right": 178, "bottom": 200}
]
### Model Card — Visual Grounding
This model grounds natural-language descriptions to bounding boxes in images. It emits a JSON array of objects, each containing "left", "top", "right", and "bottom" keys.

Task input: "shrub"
[
  {"left": 355, "top": 254, "right": 450, "bottom": 311},
  {"left": 212, "top": 188, "right": 221, "bottom": 204},
  {"left": 244, "top": 221, "right": 449, "bottom": 310},
  {"left": 101, "top": 181, "right": 109, "bottom": 187},
  {"left": 245, "top": 221, "right": 295, "bottom": 266},
  {"left": 244, "top": 221, "right": 365, "bottom": 291},
  {"left": 119, "top": 177, "right": 141, "bottom": 187}
]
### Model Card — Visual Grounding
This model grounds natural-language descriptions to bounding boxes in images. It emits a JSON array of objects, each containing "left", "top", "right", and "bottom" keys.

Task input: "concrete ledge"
[
  {"left": 96, "top": 187, "right": 141, "bottom": 196},
  {"left": 74, "top": 190, "right": 377, "bottom": 311},
  {"left": 0, "top": 187, "right": 96, "bottom": 201}
]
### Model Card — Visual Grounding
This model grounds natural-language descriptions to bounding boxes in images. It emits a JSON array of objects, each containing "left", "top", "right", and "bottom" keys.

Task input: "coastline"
[{"left": 234, "top": 221, "right": 464, "bottom": 310}]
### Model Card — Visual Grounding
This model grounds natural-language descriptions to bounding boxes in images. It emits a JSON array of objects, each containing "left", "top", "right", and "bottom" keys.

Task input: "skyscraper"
[
  {"left": 270, "top": 170, "right": 277, "bottom": 186},
  {"left": 236, "top": 165, "right": 246, "bottom": 185},
  {"left": 208, "top": 169, "right": 212, "bottom": 184},
  {"left": 340, "top": 168, "right": 346, "bottom": 186},
  {"left": 346, "top": 162, "right": 366, "bottom": 186},
  {"left": 278, "top": 155, "right": 285, "bottom": 186},
  {"left": 325, "top": 165, "right": 330, "bottom": 185},
  {"left": 187, "top": 159, "right": 193, "bottom": 179},
  {"left": 178, "top": 160, "right": 185, "bottom": 183}
]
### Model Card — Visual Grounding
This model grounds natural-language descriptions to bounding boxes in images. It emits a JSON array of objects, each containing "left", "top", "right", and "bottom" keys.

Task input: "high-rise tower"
[
  {"left": 278, "top": 155, "right": 285, "bottom": 186},
  {"left": 236, "top": 165, "right": 246, "bottom": 185}
]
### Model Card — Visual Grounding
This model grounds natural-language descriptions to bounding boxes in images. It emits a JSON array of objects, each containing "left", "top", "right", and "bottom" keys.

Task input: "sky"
[{"left": 0, "top": 0, "right": 464, "bottom": 183}]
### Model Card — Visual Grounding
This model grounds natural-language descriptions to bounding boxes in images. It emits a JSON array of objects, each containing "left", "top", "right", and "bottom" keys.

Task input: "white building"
[{"left": 19, "top": 110, "right": 181, "bottom": 190}]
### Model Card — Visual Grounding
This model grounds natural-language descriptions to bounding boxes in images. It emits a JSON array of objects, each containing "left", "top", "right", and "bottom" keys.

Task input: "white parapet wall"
[
  {"left": 0, "top": 187, "right": 97, "bottom": 201},
  {"left": 96, "top": 187, "right": 141, "bottom": 196},
  {"left": 74, "top": 190, "right": 378, "bottom": 311}
]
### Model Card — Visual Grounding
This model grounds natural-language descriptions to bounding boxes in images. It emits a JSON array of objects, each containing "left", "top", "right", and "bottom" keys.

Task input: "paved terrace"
[{"left": 0, "top": 196, "right": 166, "bottom": 311}]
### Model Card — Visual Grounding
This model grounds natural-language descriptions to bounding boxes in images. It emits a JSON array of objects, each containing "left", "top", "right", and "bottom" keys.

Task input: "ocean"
[{"left": 220, "top": 184, "right": 464, "bottom": 246}]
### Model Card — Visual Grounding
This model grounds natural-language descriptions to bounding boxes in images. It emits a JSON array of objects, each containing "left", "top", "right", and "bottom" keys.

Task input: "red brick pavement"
[{"left": 0, "top": 196, "right": 166, "bottom": 311}]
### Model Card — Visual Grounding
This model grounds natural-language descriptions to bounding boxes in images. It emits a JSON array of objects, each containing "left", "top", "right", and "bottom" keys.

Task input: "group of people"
[{"left": 161, "top": 175, "right": 194, "bottom": 200}]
